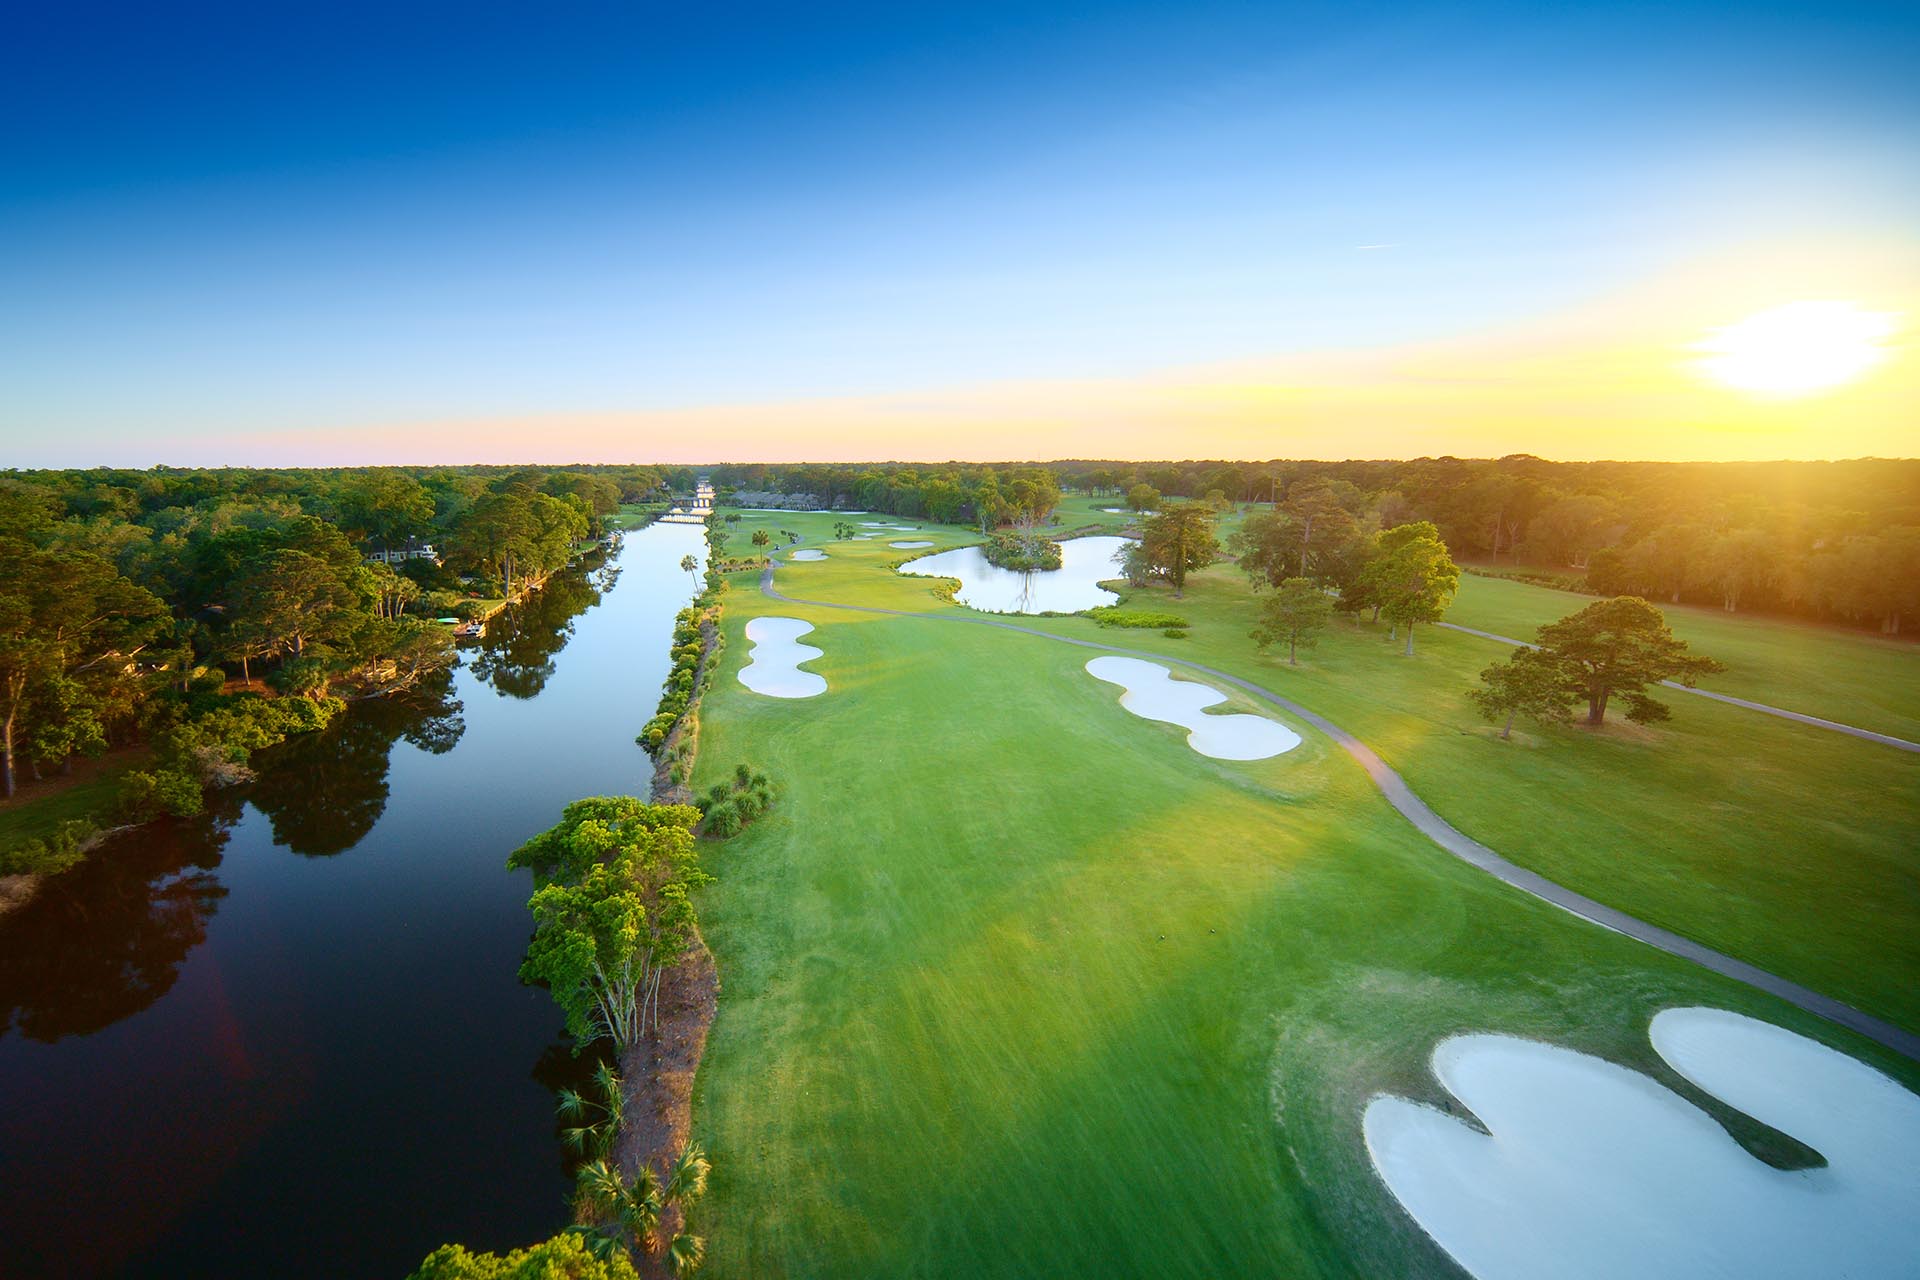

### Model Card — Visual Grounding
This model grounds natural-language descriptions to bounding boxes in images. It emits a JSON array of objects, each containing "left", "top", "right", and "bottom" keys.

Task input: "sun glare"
[{"left": 1691, "top": 300, "right": 1899, "bottom": 397}]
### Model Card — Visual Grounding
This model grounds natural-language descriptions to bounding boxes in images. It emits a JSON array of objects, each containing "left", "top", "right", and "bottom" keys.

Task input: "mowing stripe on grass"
[{"left": 759, "top": 565, "right": 1920, "bottom": 1063}]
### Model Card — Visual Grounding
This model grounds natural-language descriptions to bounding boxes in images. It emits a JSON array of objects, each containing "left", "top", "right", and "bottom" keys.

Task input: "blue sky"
[{"left": 3, "top": 1, "right": 1916, "bottom": 463}]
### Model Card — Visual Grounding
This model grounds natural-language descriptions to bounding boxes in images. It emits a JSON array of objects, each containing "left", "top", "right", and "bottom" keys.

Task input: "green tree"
[
  {"left": 0, "top": 548, "right": 168, "bottom": 796},
  {"left": 408, "top": 1232, "right": 640, "bottom": 1280},
  {"left": 1532, "top": 596, "right": 1724, "bottom": 726},
  {"left": 750, "top": 529, "right": 771, "bottom": 550},
  {"left": 508, "top": 799, "right": 709, "bottom": 1047},
  {"left": 1137, "top": 502, "right": 1219, "bottom": 597},
  {"left": 679, "top": 554, "right": 699, "bottom": 586},
  {"left": 1360, "top": 521, "right": 1460, "bottom": 655},
  {"left": 1250, "top": 577, "right": 1332, "bottom": 665},
  {"left": 1126, "top": 483, "right": 1160, "bottom": 513},
  {"left": 1468, "top": 647, "right": 1575, "bottom": 739}
]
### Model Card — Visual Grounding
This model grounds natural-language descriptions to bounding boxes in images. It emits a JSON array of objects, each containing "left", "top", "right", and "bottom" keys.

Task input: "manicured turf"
[
  {"left": 1447, "top": 571, "right": 1920, "bottom": 741},
  {"left": 684, "top": 536, "right": 1919, "bottom": 1278},
  {"left": 1015, "top": 568, "right": 1920, "bottom": 1036}
]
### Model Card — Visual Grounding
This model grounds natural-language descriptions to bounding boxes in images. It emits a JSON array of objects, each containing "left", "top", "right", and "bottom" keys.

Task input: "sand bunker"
[
  {"left": 860, "top": 521, "right": 919, "bottom": 530},
  {"left": 737, "top": 617, "right": 827, "bottom": 699},
  {"left": 1363, "top": 1007, "right": 1920, "bottom": 1279},
  {"left": 889, "top": 540, "right": 934, "bottom": 548},
  {"left": 1084, "top": 656, "right": 1300, "bottom": 759},
  {"left": 788, "top": 549, "right": 827, "bottom": 561}
]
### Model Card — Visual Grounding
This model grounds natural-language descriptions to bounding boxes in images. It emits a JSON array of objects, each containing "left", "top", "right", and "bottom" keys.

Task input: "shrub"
[
  {"left": 1087, "top": 607, "right": 1190, "bottom": 629},
  {"left": 701, "top": 799, "right": 741, "bottom": 837},
  {"left": 1162, "top": 627, "right": 1189, "bottom": 639},
  {"left": 117, "top": 767, "right": 206, "bottom": 821},
  {"left": 0, "top": 819, "right": 98, "bottom": 877}
]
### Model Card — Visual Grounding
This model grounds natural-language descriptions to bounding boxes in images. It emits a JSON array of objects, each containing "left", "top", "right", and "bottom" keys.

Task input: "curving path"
[
  {"left": 760, "top": 564, "right": 1920, "bottom": 1062},
  {"left": 1438, "top": 621, "right": 1920, "bottom": 753}
]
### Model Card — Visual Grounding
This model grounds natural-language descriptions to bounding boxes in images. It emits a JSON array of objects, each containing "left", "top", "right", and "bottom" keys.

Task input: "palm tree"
[
  {"left": 557, "top": 1061, "right": 625, "bottom": 1160},
  {"left": 570, "top": 1143, "right": 711, "bottom": 1275},
  {"left": 679, "top": 554, "right": 698, "bottom": 587}
]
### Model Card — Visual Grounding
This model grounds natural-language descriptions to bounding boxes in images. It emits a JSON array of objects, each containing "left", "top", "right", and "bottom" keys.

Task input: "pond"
[
  {"left": 897, "top": 535, "right": 1132, "bottom": 614},
  {"left": 0, "top": 520, "right": 708, "bottom": 1279}
]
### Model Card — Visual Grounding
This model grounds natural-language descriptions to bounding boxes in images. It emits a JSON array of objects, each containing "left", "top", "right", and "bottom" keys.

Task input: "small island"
[{"left": 980, "top": 529, "right": 1062, "bottom": 571}]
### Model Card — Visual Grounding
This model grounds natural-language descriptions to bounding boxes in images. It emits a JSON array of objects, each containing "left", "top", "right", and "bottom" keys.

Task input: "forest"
[
  {"left": 0, "top": 465, "right": 669, "bottom": 869},
  {"left": 707, "top": 457, "right": 1920, "bottom": 633}
]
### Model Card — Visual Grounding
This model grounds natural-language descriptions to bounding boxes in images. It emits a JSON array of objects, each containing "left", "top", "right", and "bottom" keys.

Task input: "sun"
[{"left": 1691, "top": 300, "right": 1900, "bottom": 398}]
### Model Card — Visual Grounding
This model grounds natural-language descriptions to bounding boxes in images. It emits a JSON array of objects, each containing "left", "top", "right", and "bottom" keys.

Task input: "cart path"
[
  {"left": 1437, "top": 621, "right": 1920, "bottom": 753},
  {"left": 759, "top": 565, "right": 1920, "bottom": 1062}
]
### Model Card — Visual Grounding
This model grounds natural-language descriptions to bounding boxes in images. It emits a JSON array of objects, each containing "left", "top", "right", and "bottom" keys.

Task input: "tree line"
[
  {"left": 0, "top": 464, "right": 661, "bottom": 817},
  {"left": 706, "top": 456, "right": 1919, "bottom": 633}
]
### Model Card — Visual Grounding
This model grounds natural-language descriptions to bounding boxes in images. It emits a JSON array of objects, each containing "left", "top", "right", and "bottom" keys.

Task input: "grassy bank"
[{"left": 682, "top": 527, "right": 1919, "bottom": 1277}]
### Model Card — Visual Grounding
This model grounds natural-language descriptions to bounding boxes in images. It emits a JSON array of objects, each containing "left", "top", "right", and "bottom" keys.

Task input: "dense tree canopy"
[{"left": 1531, "top": 596, "right": 1724, "bottom": 726}]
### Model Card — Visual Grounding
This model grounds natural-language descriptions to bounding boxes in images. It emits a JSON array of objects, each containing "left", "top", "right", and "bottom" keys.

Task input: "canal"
[{"left": 0, "top": 520, "right": 708, "bottom": 1278}]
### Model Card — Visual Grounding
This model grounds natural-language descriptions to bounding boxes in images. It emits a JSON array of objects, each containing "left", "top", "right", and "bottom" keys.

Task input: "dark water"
[{"left": 0, "top": 521, "right": 707, "bottom": 1279}]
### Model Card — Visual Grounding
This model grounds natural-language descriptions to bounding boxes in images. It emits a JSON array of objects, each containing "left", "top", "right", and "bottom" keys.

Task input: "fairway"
[{"left": 685, "top": 528, "right": 1920, "bottom": 1277}]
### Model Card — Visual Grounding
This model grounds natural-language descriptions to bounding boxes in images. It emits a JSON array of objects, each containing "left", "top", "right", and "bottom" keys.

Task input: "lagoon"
[{"left": 899, "top": 534, "right": 1132, "bottom": 614}]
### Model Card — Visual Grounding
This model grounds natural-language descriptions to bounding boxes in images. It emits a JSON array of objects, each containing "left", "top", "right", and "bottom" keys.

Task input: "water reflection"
[
  {"left": 250, "top": 670, "right": 466, "bottom": 856},
  {"left": 0, "top": 803, "right": 234, "bottom": 1043},
  {"left": 468, "top": 551, "right": 618, "bottom": 699}
]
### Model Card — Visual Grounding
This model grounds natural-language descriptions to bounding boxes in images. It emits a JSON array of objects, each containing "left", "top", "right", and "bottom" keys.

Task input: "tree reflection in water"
[
  {"left": 468, "top": 551, "right": 618, "bottom": 700},
  {"left": 0, "top": 799, "right": 236, "bottom": 1043},
  {"left": 249, "top": 667, "right": 466, "bottom": 856}
]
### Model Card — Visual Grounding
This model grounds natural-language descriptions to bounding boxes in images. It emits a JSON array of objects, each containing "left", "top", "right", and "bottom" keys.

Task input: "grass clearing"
[
  {"left": 1449, "top": 572, "right": 1920, "bottom": 740},
  {"left": 684, "top": 544, "right": 1919, "bottom": 1278}
]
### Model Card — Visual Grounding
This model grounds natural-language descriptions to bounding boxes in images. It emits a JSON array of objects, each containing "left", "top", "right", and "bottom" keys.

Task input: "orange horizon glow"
[{"left": 159, "top": 246, "right": 1917, "bottom": 469}]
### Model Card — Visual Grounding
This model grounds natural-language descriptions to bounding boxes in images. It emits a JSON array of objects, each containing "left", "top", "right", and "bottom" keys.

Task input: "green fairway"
[
  {"left": 1012, "top": 566, "right": 1920, "bottom": 1035},
  {"left": 685, "top": 543, "right": 1920, "bottom": 1278},
  {"left": 1447, "top": 571, "right": 1920, "bottom": 740}
]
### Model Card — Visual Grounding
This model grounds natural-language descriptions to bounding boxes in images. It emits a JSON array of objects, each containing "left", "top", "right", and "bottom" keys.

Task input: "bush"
[
  {"left": 700, "top": 798, "right": 741, "bottom": 837},
  {"left": 1087, "top": 607, "right": 1190, "bottom": 629},
  {"left": 1162, "top": 627, "right": 1189, "bottom": 639},
  {"left": 0, "top": 819, "right": 98, "bottom": 877},
  {"left": 117, "top": 767, "right": 206, "bottom": 821}
]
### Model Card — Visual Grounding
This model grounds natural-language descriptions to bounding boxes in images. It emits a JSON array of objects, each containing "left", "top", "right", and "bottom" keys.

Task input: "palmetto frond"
[
  {"left": 555, "top": 1086, "right": 588, "bottom": 1120},
  {"left": 666, "top": 1231, "right": 707, "bottom": 1277},
  {"left": 591, "top": 1061, "right": 623, "bottom": 1107},
  {"left": 560, "top": 1124, "right": 595, "bottom": 1153},
  {"left": 573, "top": 1158, "right": 626, "bottom": 1216},
  {"left": 563, "top": 1223, "right": 621, "bottom": 1262},
  {"left": 664, "top": 1142, "right": 711, "bottom": 1204}
]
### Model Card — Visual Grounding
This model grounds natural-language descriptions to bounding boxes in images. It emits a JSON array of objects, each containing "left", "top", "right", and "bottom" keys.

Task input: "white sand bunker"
[
  {"left": 1363, "top": 1007, "right": 1920, "bottom": 1279},
  {"left": 737, "top": 616, "right": 827, "bottom": 699},
  {"left": 889, "top": 540, "right": 933, "bottom": 548},
  {"left": 1084, "top": 656, "right": 1300, "bottom": 759},
  {"left": 788, "top": 548, "right": 827, "bottom": 561},
  {"left": 860, "top": 521, "right": 918, "bottom": 530}
]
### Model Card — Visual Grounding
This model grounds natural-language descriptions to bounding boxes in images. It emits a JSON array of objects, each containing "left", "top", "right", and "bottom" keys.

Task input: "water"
[
  {"left": 897, "top": 535, "right": 1131, "bottom": 614},
  {"left": 0, "top": 521, "right": 708, "bottom": 1279}
]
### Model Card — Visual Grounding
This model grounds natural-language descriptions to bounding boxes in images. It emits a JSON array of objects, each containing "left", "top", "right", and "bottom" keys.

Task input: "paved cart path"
[{"left": 760, "top": 564, "right": 1920, "bottom": 1062}]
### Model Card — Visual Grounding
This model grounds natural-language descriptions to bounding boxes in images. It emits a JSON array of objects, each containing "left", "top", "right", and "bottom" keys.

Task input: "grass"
[
  {"left": 684, "top": 539, "right": 1920, "bottom": 1278},
  {"left": 0, "top": 750, "right": 144, "bottom": 863},
  {"left": 1447, "top": 571, "right": 1920, "bottom": 740},
  {"left": 1014, "top": 567, "right": 1920, "bottom": 1034}
]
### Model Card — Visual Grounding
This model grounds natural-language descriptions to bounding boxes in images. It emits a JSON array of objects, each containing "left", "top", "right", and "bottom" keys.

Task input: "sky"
[{"left": 2, "top": 0, "right": 1916, "bottom": 466}]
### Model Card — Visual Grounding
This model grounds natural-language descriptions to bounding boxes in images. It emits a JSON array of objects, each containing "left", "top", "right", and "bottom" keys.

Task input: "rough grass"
[
  {"left": 1446, "top": 572, "right": 1920, "bottom": 740},
  {"left": 0, "top": 752, "right": 143, "bottom": 852},
  {"left": 1013, "top": 568, "right": 1920, "bottom": 1035},
  {"left": 684, "top": 544, "right": 1919, "bottom": 1279}
]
